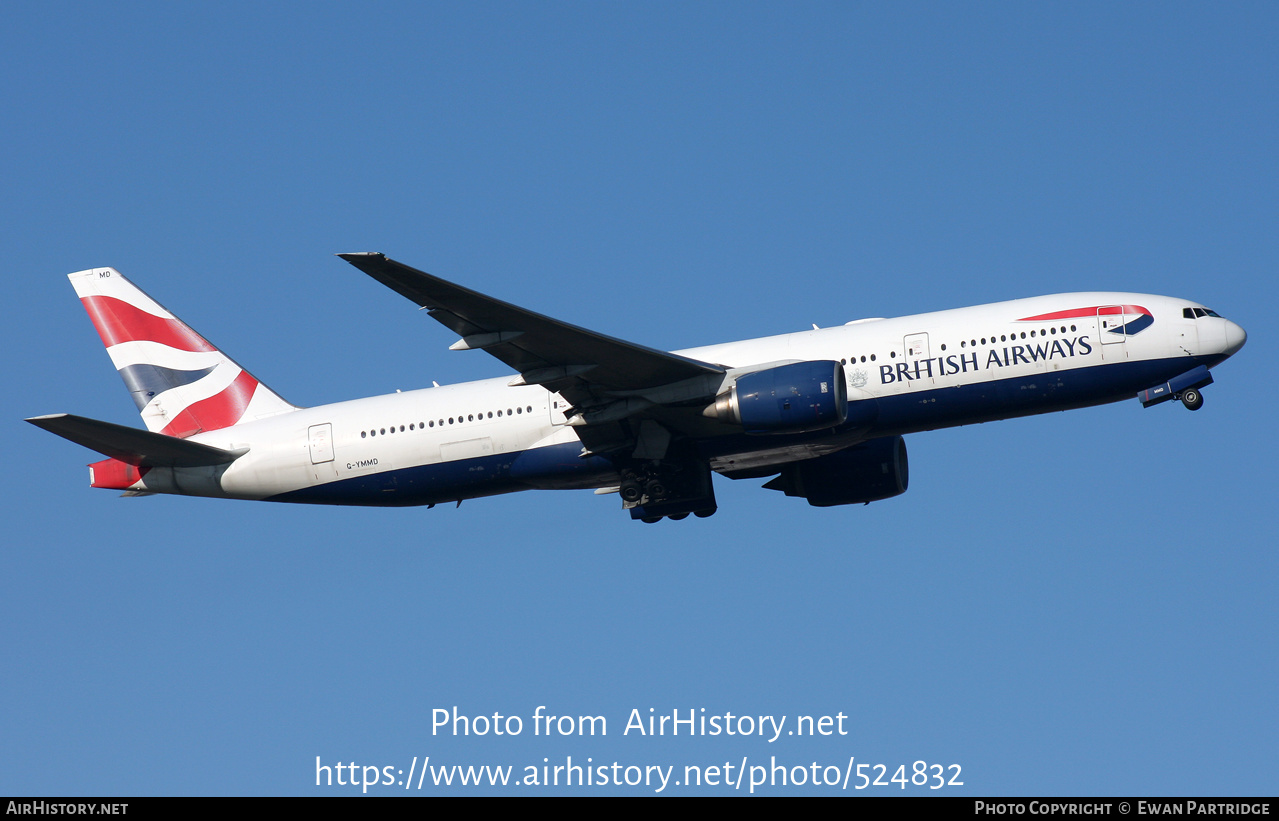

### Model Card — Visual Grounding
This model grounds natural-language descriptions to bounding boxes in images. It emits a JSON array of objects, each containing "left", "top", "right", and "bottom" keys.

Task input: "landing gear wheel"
[
  {"left": 641, "top": 516, "right": 661, "bottom": 524},
  {"left": 644, "top": 479, "right": 667, "bottom": 501},
  {"left": 620, "top": 480, "right": 644, "bottom": 503},
  {"left": 668, "top": 512, "right": 689, "bottom": 521},
  {"left": 1181, "top": 388, "right": 1204, "bottom": 411}
]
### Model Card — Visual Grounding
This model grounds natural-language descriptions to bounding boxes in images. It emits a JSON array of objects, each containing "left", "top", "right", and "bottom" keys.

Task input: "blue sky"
[{"left": 3, "top": 2, "right": 1275, "bottom": 795}]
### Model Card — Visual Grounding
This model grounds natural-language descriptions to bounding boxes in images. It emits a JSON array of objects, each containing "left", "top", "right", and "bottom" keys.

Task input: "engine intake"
[{"left": 705, "top": 360, "right": 848, "bottom": 435}]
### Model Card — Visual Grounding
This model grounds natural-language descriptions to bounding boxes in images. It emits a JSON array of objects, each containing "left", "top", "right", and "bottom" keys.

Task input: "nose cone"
[{"left": 1224, "top": 320, "right": 1247, "bottom": 356}]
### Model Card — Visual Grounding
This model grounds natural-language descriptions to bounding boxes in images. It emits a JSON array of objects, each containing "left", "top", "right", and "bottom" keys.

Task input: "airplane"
[{"left": 27, "top": 254, "right": 1247, "bottom": 522}]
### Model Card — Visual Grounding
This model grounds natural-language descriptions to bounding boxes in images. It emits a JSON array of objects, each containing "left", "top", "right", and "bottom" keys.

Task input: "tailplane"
[
  {"left": 25, "top": 413, "right": 243, "bottom": 467},
  {"left": 68, "top": 267, "right": 297, "bottom": 437},
  {"left": 25, "top": 413, "right": 244, "bottom": 491}
]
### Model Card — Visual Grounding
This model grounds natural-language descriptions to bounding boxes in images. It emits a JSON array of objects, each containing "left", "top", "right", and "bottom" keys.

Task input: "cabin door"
[
  {"left": 307, "top": 423, "right": 337, "bottom": 481},
  {"left": 903, "top": 333, "right": 934, "bottom": 386},
  {"left": 1097, "top": 306, "right": 1128, "bottom": 360}
]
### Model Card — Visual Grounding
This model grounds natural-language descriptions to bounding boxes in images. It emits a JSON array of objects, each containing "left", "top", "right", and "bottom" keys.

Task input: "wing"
[
  {"left": 338, "top": 253, "right": 735, "bottom": 457},
  {"left": 338, "top": 253, "right": 726, "bottom": 415}
]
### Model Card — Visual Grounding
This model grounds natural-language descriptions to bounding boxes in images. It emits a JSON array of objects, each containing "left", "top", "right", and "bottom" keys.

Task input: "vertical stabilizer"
[{"left": 69, "top": 267, "right": 298, "bottom": 437}]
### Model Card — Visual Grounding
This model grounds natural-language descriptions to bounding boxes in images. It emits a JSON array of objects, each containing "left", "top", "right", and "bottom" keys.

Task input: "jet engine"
[
  {"left": 763, "top": 435, "right": 909, "bottom": 507},
  {"left": 704, "top": 360, "right": 848, "bottom": 434}
]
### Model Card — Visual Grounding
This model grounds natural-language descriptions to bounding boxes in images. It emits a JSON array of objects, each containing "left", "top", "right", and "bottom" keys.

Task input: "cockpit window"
[
  {"left": 1184, "top": 308, "right": 1195, "bottom": 319},
  {"left": 1203, "top": 308, "right": 1221, "bottom": 318},
  {"left": 1185, "top": 307, "right": 1223, "bottom": 319}
]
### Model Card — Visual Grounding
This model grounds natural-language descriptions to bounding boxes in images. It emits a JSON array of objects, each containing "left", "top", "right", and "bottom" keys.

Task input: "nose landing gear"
[{"left": 1138, "top": 365, "right": 1213, "bottom": 410}]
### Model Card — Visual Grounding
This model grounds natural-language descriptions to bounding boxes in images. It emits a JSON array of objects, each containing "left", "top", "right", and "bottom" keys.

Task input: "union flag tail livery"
[
  {"left": 29, "top": 254, "right": 1247, "bottom": 521},
  {"left": 68, "top": 267, "right": 297, "bottom": 437}
]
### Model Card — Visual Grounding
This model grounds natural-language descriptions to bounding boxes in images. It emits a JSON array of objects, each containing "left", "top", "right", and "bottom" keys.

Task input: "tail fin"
[{"left": 68, "top": 267, "right": 298, "bottom": 437}]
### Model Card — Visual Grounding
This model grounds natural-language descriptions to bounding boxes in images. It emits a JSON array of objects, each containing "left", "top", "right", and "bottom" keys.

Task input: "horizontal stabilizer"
[{"left": 25, "top": 413, "right": 244, "bottom": 467}]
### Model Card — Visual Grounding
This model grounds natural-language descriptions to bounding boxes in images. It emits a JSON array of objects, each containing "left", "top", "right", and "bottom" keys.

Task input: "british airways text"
[{"left": 879, "top": 336, "right": 1093, "bottom": 384}]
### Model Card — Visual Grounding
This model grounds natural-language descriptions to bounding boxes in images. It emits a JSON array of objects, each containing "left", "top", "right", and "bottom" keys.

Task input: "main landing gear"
[{"left": 619, "top": 459, "right": 718, "bottom": 523}]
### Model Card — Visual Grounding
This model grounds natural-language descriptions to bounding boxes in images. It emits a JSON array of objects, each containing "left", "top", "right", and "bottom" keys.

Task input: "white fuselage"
[{"left": 131, "top": 291, "right": 1243, "bottom": 506}]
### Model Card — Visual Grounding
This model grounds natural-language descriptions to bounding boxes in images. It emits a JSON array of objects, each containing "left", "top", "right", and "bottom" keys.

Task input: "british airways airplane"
[{"left": 27, "top": 254, "right": 1247, "bottom": 522}]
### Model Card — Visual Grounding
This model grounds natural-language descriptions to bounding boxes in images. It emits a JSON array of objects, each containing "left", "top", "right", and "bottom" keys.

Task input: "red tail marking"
[
  {"left": 80, "top": 295, "right": 217, "bottom": 352},
  {"left": 159, "top": 370, "right": 260, "bottom": 438}
]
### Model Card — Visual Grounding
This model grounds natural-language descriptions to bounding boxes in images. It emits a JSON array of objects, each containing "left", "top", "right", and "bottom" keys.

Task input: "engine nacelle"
[
  {"left": 763, "top": 435, "right": 909, "bottom": 507},
  {"left": 705, "top": 360, "right": 848, "bottom": 435}
]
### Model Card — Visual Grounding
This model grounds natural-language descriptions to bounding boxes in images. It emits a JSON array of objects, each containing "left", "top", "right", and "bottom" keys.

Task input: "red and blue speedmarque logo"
[{"left": 1018, "top": 305, "right": 1154, "bottom": 336}]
